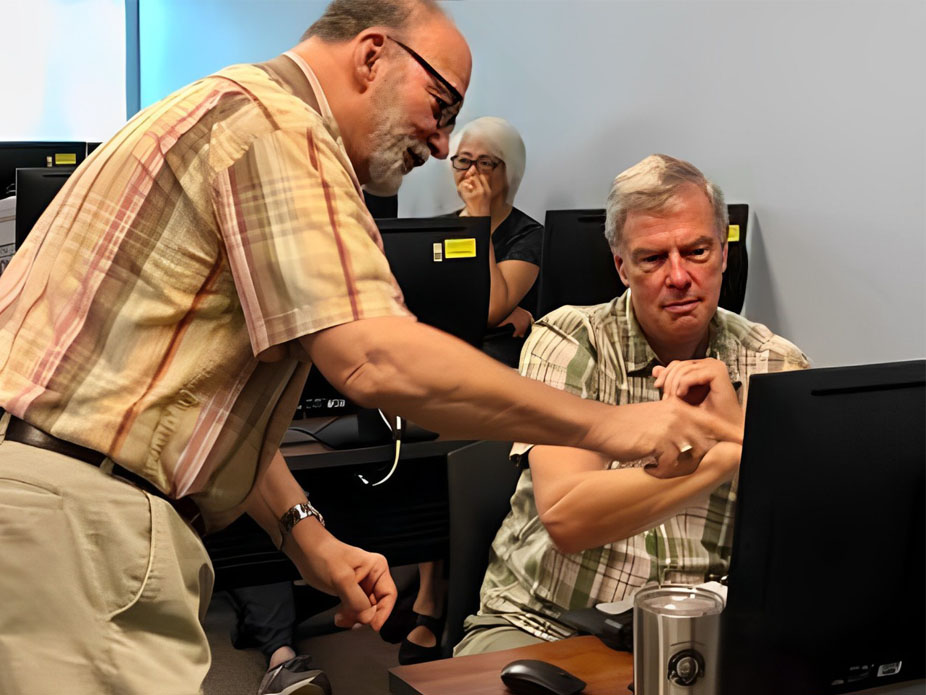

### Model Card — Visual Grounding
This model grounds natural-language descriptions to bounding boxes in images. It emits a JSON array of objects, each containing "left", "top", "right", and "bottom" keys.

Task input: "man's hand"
[
  {"left": 457, "top": 173, "right": 492, "bottom": 217},
  {"left": 286, "top": 520, "right": 397, "bottom": 631},
  {"left": 498, "top": 306, "right": 533, "bottom": 337},
  {"left": 641, "top": 359, "right": 743, "bottom": 479},
  {"left": 653, "top": 358, "right": 743, "bottom": 428},
  {"left": 603, "top": 396, "right": 743, "bottom": 479}
]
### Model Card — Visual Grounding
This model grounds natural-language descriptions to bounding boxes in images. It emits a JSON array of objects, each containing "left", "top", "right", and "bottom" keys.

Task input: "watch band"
[{"left": 279, "top": 500, "right": 325, "bottom": 535}]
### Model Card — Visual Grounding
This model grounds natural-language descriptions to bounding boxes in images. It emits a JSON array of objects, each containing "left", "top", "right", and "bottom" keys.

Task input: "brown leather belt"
[{"left": 5, "top": 416, "right": 205, "bottom": 536}]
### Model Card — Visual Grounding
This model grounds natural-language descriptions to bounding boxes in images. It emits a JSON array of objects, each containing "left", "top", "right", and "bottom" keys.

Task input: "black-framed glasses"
[
  {"left": 450, "top": 155, "right": 502, "bottom": 173},
  {"left": 388, "top": 37, "right": 463, "bottom": 129}
]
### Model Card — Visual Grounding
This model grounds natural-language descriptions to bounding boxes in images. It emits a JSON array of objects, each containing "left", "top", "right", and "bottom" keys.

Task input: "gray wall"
[
  {"left": 400, "top": 0, "right": 926, "bottom": 367},
  {"left": 140, "top": 0, "right": 926, "bottom": 368}
]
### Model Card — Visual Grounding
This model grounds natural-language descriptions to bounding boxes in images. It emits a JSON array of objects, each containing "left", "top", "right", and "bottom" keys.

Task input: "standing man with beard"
[{"left": 0, "top": 2, "right": 742, "bottom": 693}]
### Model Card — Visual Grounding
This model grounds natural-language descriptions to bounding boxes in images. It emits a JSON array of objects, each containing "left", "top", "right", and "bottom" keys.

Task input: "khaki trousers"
[
  {"left": 0, "top": 437, "right": 214, "bottom": 695},
  {"left": 453, "top": 615, "right": 546, "bottom": 657}
]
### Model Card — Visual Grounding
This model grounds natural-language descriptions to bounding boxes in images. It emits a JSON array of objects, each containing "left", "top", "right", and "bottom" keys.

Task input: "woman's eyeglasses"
[{"left": 450, "top": 155, "right": 502, "bottom": 173}]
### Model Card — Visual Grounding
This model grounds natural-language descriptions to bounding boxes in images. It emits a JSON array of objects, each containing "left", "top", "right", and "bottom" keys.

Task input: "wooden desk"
[{"left": 388, "top": 636, "right": 633, "bottom": 695}]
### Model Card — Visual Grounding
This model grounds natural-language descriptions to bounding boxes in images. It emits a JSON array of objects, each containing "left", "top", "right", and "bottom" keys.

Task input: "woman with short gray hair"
[{"left": 449, "top": 116, "right": 543, "bottom": 367}]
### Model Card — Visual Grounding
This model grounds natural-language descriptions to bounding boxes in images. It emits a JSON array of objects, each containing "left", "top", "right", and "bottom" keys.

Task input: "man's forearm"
[
  {"left": 301, "top": 317, "right": 706, "bottom": 462},
  {"left": 243, "top": 449, "right": 308, "bottom": 550},
  {"left": 243, "top": 450, "right": 346, "bottom": 585},
  {"left": 536, "top": 443, "right": 741, "bottom": 554}
]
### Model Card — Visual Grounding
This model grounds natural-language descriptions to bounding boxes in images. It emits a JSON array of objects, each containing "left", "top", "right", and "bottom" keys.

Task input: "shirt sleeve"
[
  {"left": 509, "top": 306, "right": 599, "bottom": 462},
  {"left": 497, "top": 219, "right": 543, "bottom": 266},
  {"left": 211, "top": 124, "right": 410, "bottom": 355}
]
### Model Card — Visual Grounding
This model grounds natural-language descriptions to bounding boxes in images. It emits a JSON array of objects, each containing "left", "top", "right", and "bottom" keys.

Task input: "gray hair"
[
  {"left": 303, "top": 0, "right": 441, "bottom": 42},
  {"left": 450, "top": 117, "right": 527, "bottom": 205},
  {"left": 604, "top": 154, "right": 728, "bottom": 251}
]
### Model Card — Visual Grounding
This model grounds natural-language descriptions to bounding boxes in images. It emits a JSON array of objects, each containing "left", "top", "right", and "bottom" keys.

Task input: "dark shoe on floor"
[
  {"left": 398, "top": 613, "right": 445, "bottom": 665},
  {"left": 379, "top": 604, "right": 418, "bottom": 644},
  {"left": 257, "top": 655, "right": 332, "bottom": 695}
]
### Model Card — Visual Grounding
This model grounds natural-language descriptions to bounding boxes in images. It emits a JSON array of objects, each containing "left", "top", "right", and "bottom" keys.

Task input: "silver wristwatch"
[{"left": 279, "top": 500, "right": 326, "bottom": 535}]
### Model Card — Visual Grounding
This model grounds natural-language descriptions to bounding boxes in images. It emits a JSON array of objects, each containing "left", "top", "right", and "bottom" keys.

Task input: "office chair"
[
  {"left": 535, "top": 209, "right": 625, "bottom": 318},
  {"left": 534, "top": 205, "right": 749, "bottom": 318},
  {"left": 442, "top": 440, "right": 522, "bottom": 656}
]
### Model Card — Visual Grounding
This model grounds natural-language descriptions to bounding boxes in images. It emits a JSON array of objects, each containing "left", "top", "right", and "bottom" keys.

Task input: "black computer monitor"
[
  {"left": 362, "top": 191, "right": 398, "bottom": 218},
  {"left": 14, "top": 166, "right": 75, "bottom": 248},
  {"left": 378, "top": 215, "right": 490, "bottom": 348},
  {"left": 298, "top": 216, "right": 491, "bottom": 447},
  {"left": 0, "top": 141, "right": 85, "bottom": 199},
  {"left": 535, "top": 204, "right": 749, "bottom": 318},
  {"left": 720, "top": 360, "right": 925, "bottom": 695}
]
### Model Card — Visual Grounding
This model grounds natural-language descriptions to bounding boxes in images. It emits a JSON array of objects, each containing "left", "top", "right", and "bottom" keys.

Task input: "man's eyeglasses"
[
  {"left": 388, "top": 37, "right": 463, "bottom": 129},
  {"left": 450, "top": 155, "right": 502, "bottom": 173}
]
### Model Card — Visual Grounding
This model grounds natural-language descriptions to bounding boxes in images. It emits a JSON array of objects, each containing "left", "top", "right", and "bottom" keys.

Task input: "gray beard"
[
  {"left": 364, "top": 93, "right": 430, "bottom": 197},
  {"left": 365, "top": 132, "right": 414, "bottom": 196}
]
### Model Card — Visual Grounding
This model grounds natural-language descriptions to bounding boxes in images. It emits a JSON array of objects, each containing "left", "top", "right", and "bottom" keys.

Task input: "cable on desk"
[
  {"left": 357, "top": 410, "right": 404, "bottom": 487},
  {"left": 287, "top": 425, "right": 334, "bottom": 448}
]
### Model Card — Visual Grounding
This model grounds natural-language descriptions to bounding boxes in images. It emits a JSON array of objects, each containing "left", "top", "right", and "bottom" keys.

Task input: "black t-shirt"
[
  {"left": 450, "top": 206, "right": 543, "bottom": 313},
  {"left": 448, "top": 207, "right": 544, "bottom": 367},
  {"left": 491, "top": 207, "right": 543, "bottom": 313}
]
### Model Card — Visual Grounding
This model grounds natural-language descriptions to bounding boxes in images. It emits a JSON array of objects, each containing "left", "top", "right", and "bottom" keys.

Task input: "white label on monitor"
[
  {"left": 877, "top": 662, "right": 902, "bottom": 677},
  {"left": 432, "top": 242, "right": 443, "bottom": 262}
]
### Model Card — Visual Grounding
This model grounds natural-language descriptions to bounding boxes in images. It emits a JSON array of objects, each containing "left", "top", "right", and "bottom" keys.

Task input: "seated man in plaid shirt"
[{"left": 456, "top": 154, "right": 809, "bottom": 656}]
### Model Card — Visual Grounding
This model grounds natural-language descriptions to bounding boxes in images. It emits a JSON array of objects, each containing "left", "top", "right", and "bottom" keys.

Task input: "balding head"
[
  {"left": 294, "top": 0, "right": 471, "bottom": 194},
  {"left": 304, "top": 0, "right": 444, "bottom": 43}
]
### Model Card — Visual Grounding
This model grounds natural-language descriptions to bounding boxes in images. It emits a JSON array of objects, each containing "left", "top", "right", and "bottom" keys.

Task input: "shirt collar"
[
  {"left": 282, "top": 50, "right": 361, "bottom": 192},
  {"left": 619, "top": 292, "right": 743, "bottom": 388}
]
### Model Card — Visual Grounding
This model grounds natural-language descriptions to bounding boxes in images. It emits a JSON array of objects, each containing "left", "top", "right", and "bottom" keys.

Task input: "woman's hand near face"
[{"left": 458, "top": 172, "right": 492, "bottom": 217}]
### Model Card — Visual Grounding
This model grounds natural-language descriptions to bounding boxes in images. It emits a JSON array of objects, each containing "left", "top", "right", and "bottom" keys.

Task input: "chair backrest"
[
  {"left": 719, "top": 203, "right": 749, "bottom": 314},
  {"left": 535, "top": 204, "right": 750, "bottom": 318},
  {"left": 535, "top": 209, "right": 624, "bottom": 317},
  {"left": 442, "top": 440, "right": 522, "bottom": 655}
]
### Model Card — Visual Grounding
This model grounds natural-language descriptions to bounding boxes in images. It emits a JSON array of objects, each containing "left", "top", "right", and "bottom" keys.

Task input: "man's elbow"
[
  {"left": 539, "top": 509, "right": 587, "bottom": 556},
  {"left": 334, "top": 358, "right": 398, "bottom": 408}
]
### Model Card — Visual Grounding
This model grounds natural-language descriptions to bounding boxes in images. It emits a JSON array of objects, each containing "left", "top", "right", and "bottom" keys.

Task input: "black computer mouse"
[{"left": 499, "top": 659, "right": 587, "bottom": 695}]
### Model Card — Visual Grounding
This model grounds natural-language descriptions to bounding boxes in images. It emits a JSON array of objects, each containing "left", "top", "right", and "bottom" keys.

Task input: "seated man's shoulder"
[
  {"left": 716, "top": 308, "right": 809, "bottom": 370},
  {"left": 534, "top": 301, "right": 615, "bottom": 341}
]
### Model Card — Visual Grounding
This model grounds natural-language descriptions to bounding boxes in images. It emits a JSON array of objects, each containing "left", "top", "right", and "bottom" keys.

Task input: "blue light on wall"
[
  {"left": 1, "top": 0, "right": 127, "bottom": 141},
  {"left": 137, "top": 0, "right": 328, "bottom": 110}
]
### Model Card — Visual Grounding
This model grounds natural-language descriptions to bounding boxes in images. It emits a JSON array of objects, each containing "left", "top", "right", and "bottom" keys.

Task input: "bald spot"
[{"left": 400, "top": 12, "right": 472, "bottom": 97}]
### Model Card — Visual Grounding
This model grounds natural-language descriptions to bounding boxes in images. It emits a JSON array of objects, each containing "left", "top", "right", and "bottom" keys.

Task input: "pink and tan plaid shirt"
[{"left": 0, "top": 56, "right": 408, "bottom": 530}]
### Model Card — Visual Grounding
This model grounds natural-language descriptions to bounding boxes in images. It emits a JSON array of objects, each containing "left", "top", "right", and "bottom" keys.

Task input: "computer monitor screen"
[
  {"left": 298, "top": 216, "right": 490, "bottom": 445},
  {"left": 720, "top": 360, "right": 925, "bottom": 695},
  {"left": 0, "top": 142, "right": 85, "bottom": 199},
  {"left": 14, "top": 167, "right": 75, "bottom": 248},
  {"left": 536, "top": 204, "right": 749, "bottom": 318}
]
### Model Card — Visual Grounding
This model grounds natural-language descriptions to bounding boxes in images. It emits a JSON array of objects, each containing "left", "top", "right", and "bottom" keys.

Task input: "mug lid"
[{"left": 634, "top": 585, "right": 724, "bottom": 617}]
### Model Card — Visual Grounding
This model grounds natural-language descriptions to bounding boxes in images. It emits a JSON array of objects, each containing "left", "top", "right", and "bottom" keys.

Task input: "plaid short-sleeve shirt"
[
  {"left": 475, "top": 291, "right": 809, "bottom": 641},
  {"left": 0, "top": 55, "right": 408, "bottom": 530}
]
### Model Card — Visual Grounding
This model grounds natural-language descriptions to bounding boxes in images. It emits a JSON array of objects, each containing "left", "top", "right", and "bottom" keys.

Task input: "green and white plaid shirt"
[{"left": 472, "top": 290, "right": 809, "bottom": 641}]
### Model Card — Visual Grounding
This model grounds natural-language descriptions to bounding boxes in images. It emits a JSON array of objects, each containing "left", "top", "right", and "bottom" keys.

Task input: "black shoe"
[
  {"left": 378, "top": 583, "right": 419, "bottom": 644},
  {"left": 379, "top": 605, "right": 418, "bottom": 644},
  {"left": 257, "top": 655, "right": 331, "bottom": 695},
  {"left": 397, "top": 614, "right": 445, "bottom": 665}
]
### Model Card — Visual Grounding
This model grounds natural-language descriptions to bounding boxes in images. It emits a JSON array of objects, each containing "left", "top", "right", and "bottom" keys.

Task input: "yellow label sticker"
[
  {"left": 444, "top": 238, "right": 476, "bottom": 259},
  {"left": 55, "top": 153, "right": 77, "bottom": 165},
  {"left": 727, "top": 224, "right": 740, "bottom": 243}
]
